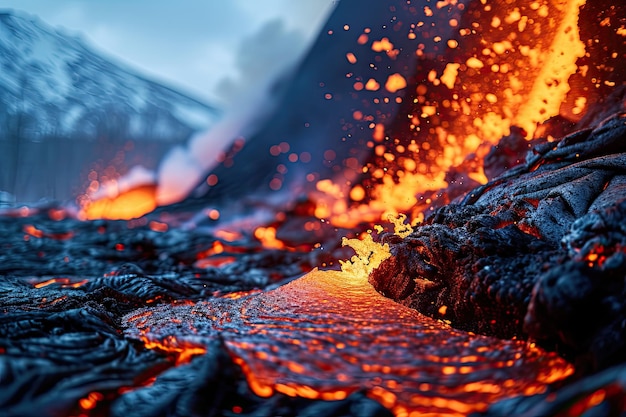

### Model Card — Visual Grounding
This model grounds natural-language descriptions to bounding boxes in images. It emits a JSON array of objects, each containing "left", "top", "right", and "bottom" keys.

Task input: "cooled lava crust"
[{"left": 370, "top": 111, "right": 626, "bottom": 373}]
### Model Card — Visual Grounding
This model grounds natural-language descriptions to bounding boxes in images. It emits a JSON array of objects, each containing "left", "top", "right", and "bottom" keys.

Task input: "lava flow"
[
  {"left": 2, "top": 0, "right": 626, "bottom": 416},
  {"left": 125, "top": 265, "right": 573, "bottom": 416},
  {"left": 119, "top": 0, "right": 626, "bottom": 410},
  {"left": 79, "top": 184, "right": 157, "bottom": 220}
]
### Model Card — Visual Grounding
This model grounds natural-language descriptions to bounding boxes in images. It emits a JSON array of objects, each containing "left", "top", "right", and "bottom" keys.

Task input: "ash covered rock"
[
  {"left": 370, "top": 112, "right": 626, "bottom": 370},
  {"left": 527, "top": 199, "right": 626, "bottom": 371}
]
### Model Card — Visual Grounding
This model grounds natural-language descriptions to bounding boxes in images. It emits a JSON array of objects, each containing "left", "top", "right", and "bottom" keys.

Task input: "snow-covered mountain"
[
  {"left": 0, "top": 10, "right": 221, "bottom": 204},
  {"left": 0, "top": 10, "right": 219, "bottom": 142}
]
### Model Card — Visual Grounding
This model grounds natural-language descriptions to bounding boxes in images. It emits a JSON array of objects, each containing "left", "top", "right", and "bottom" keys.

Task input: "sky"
[{"left": 1, "top": 0, "right": 335, "bottom": 106}]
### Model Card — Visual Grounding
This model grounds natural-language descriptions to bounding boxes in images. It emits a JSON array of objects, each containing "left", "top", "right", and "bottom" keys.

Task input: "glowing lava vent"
[{"left": 78, "top": 167, "right": 157, "bottom": 220}]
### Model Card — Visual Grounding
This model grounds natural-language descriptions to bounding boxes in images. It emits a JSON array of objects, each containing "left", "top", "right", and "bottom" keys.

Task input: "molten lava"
[
  {"left": 314, "top": 0, "right": 591, "bottom": 227},
  {"left": 79, "top": 184, "right": 157, "bottom": 220},
  {"left": 125, "top": 266, "right": 573, "bottom": 416},
  {"left": 74, "top": 0, "right": 623, "bottom": 248},
  {"left": 117, "top": 223, "right": 578, "bottom": 415}
]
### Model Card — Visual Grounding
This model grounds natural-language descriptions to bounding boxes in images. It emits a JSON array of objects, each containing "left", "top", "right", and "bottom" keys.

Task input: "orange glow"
[
  {"left": 214, "top": 229, "right": 244, "bottom": 242},
  {"left": 468, "top": 167, "right": 489, "bottom": 185},
  {"left": 314, "top": 0, "right": 589, "bottom": 228},
  {"left": 197, "top": 241, "right": 225, "bottom": 259},
  {"left": 79, "top": 184, "right": 157, "bottom": 220},
  {"left": 30, "top": 3, "right": 622, "bottom": 414},
  {"left": 385, "top": 73, "right": 407, "bottom": 93},
  {"left": 48, "top": 208, "right": 67, "bottom": 221},
  {"left": 441, "top": 63, "right": 460, "bottom": 89},
  {"left": 583, "top": 247, "right": 607, "bottom": 268},
  {"left": 218, "top": 289, "right": 262, "bottom": 300},
  {"left": 254, "top": 226, "right": 286, "bottom": 250},
  {"left": 373, "top": 123, "right": 385, "bottom": 141},
  {"left": 34, "top": 278, "right": 88, "bottom": 289},
  {"left": 126, "top": 310, "right": 153, "bottom": 323},
  {"left": 560, "top": 385, "right": 626, "bottom": 416},
  {"left": 130, "top": 268, "right": 573, "bottom": 416},
  {"left": 365, "top": 78, "right": 381, "bottom": 91},
  {"left": 23, "top": 224, "right": 43, "bottom": 238},
  {"left": 350, "top": 185, "right": 366, "bottom": 201},
  {"left": 149, "top": 221, "right": 168, "bottom": 232},
  {"left": 371, "top": 37, "right": 394, "bottom": 52},
  {"left": 23, "top": 224, "right": 74, "bottom": 240},
  {"left": 514, "top": 0, "right": 586, "bottom": 137},
  {"left": 140, "top": 335, "right": 206, "bottom": 365},
  {"left": 79, "top": 391, "right": 104, "bottom": 411},
  {"left": 194, "top": 256, "right": 236, "bottom": 268}
]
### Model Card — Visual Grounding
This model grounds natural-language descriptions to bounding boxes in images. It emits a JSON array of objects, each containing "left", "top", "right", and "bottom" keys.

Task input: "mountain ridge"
[
  {"left": 0, "top": 9, "right": 221, "bottom": 203},
  {"left": 0, "top": 9, "right": 220, "bottom": 142}
]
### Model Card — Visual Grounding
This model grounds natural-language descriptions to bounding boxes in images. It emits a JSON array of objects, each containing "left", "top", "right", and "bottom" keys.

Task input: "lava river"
[{"left": 124, "top": 267, "right": 572, "bottom": 417}]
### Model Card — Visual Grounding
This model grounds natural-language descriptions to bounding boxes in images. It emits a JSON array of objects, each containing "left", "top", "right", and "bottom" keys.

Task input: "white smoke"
[
  {"left": 154, "top": 18, "right": 309, "bottom": 206},
  {"left": 155, "top": 146, "right": 204, "bottom": 205},
  {"left": 90, "top": 165, "right": 156, "bottom": 200},
  {"left": 215, "top": 18, "right": 305, "bottom": 109}
]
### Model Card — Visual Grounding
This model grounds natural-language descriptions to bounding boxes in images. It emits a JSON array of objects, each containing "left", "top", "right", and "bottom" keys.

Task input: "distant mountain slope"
[
  {"left": 0, "top": 9, "right": 219, "bottom": 142},
  {"left": 0, "top": 10, "right": 221, "bottom": 204}
]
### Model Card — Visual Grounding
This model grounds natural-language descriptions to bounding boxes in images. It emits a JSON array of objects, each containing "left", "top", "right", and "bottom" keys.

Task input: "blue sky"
[{"left": 1, "top": 0, "right": 334, "bottom": 105}]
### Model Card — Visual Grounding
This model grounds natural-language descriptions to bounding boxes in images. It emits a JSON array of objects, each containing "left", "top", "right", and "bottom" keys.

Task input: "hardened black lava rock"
[
  {"left": 370, "top": 112, "right": 626, "bottom": 372},
  {"left": 0, "top": 209, "right": 319, "bottom": 417}
]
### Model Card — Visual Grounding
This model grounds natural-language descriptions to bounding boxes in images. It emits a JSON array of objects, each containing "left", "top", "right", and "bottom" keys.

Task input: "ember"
[{"left": 2, "top": 0, "right": 626, "bottom": 416}]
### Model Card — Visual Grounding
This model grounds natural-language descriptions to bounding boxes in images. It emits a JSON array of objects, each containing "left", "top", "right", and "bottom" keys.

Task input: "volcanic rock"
[{"left": 370, "top": 112, "right": 626, "bottom": 371}]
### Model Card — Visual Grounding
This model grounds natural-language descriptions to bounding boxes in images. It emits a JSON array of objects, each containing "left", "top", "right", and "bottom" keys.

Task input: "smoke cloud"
[
  {"left": 155, "top": 18, "right": 310, "bottom": 205},
  {"left": 215, "top": 18, "right": 306, "bottom": 108}
]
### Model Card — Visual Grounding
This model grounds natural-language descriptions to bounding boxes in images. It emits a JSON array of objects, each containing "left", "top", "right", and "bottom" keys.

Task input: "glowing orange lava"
[
  {"left": 79, "top": 184, "right": 157, "bottom": 220},
  {"left": 54, "top": 2, "right": 625, "bottom": 415},
  {"left": 315, "top": 0, "right": 589, "bottom": 227},
  {"left": 253, "top": 226, "right": 286, "bottom": 250},
  {"left": 23, "top": 224, "right": 74, "bottom": 240},
  {"left": 78, "top": 392, "right": 104, "bottom": 411},
  {"left": 33, "top": 278, "right": 88, "bottom": 289},
  {"left": 140, "top": 335, "right": 207, "bottom": 366},
  {"left": 127, "top": 267, "right": 573, "bottom": 416}
]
